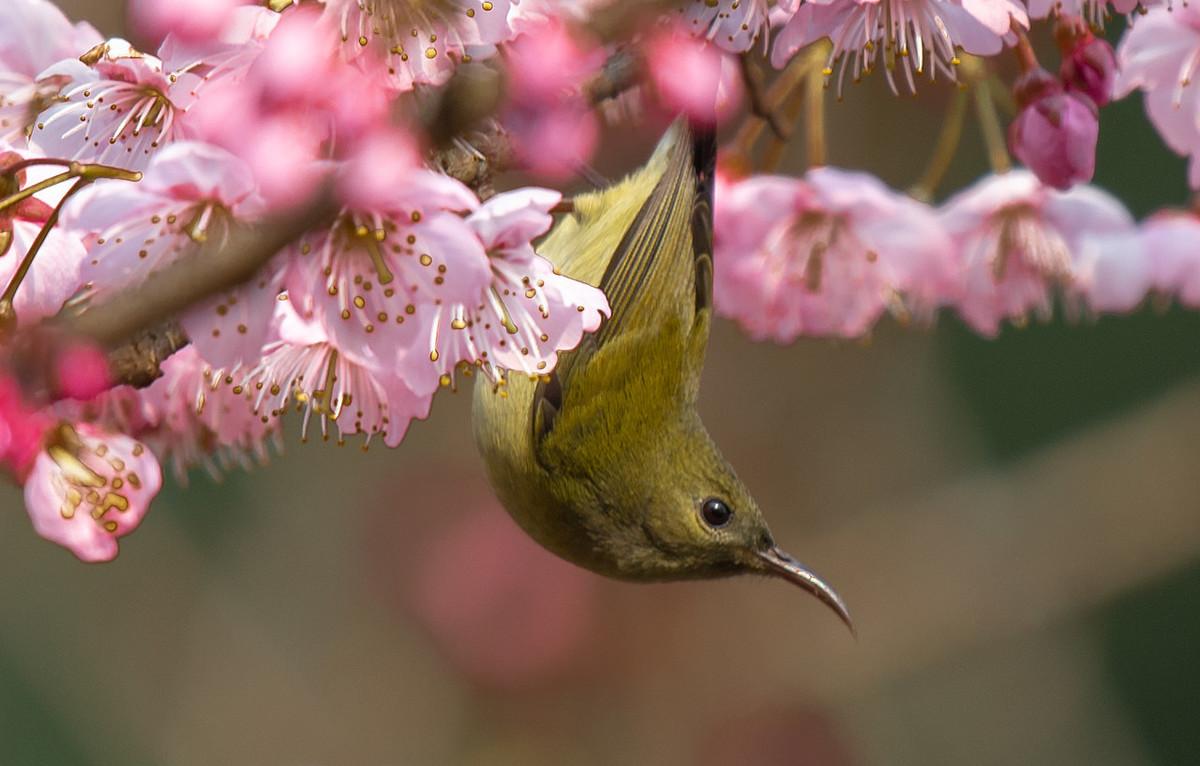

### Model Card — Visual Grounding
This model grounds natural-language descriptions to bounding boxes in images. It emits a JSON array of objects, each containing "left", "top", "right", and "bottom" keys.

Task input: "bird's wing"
[{"left": 531, "top": 123, "right": 717, "bottom": 451}]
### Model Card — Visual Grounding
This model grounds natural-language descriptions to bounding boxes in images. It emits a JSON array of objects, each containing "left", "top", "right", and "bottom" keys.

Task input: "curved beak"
[{"left": 756, "top": 546, "right": 855, "bottom": 636}]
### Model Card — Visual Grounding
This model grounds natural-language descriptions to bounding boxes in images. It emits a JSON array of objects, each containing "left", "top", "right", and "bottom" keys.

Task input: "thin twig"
[{"left": 739, "top": 53, "right": 791, "bottom": 141}]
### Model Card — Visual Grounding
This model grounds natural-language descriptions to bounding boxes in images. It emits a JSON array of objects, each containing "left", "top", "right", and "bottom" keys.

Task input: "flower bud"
[
  {"left": 1059, "top": 32, "right": 1117, "bottom": 107},
  {"left": 1009, "top": 68, "right": 1098, "bottom": 191}
]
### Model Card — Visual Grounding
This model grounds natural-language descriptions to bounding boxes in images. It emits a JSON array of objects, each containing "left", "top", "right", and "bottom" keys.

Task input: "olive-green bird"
[{"left": 472, "top": 122, "right": 852, "bottom": 632}]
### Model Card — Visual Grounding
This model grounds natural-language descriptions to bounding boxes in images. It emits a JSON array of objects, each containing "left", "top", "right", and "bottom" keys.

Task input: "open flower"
[
  {"left": 246, "top": 301, "right": 432, "bottom": 447},
  {"left": 1141, "top": 212, "right": 1200, "bottom": 307},
  {"left": 715, "top": 168, "right": 956, "bottom": 340},
  {"left": 323, "top": 0, "right": 515, "bottom": 92},
  {"left": 1114, "top": 7, "right": 1200, "bottom": 189},
  {"left": 64, "top": 140, "right": 277, "bottom": 370},
  {"left": 425, "top": 187, "right": 609, "bottom": 383},
  {"left": 0, "top": 0, "right": 101, "bottom": 143},
  {"left": 678, "top": 0, "right": 787, "bottom": 53},
  {"left": 33, "top": 39, "right": 203, "bottom": 170},
  {"left": 772, "top": 0, "right": 1028, "bottom": 93},
  {"left": 24, "top": 421, "right": 162, "bottom": 562},
  {"left": 940, "top": 170, "right": 1146, "bottom": 333}
]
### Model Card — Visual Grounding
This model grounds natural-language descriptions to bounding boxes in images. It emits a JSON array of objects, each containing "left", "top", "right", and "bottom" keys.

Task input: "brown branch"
[{"left": 105, "top": 321, "right": 189, "bottom": 388}]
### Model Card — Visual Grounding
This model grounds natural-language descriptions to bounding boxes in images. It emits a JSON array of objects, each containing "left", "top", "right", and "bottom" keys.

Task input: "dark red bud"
[{"left": 1059, "top": 34, "right": 1117, "bottom": 107}]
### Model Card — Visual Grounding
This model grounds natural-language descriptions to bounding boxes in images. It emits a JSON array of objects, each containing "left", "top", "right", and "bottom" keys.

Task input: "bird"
[{"left": 472, "top": 121, "right": 853, "bottom": 633}]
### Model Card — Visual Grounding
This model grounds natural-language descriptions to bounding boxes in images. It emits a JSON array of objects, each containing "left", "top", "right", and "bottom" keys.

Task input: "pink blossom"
[
  {"left": 508, "top": 0, "right": 613, "bottom": 33},
  {"left": 503, "top": 18, "right": 601, "bottom": 106},
  {"left": 33, "top": 39, "right": 203, "bottom": 170},
  {"left": 246, "top": 302, "right": 432, "bottom": 447},
  {"left": 645, "top": 29, "right": 744, "bottom": 125},
  {"left": 284, "top": 158, "right": 484, "bottom": 395},
  {"left": 138, "top": 346, "right": 279, "bottom": 480},
  {"left": 1008, "top": 69, "right": 1098, "bottom": 190},
  {"left": 1141, "top": 212, "right": 1200, "bottom": 307},
  {"left": 324, "top": 0, "right": 515, "bottom": 92},
  {"left": 24, "top": 422, "right": 162, "bottom": 562},
  {"left": 129, "top": 0, "right": 249, "bottom": 46},
  {"left": 0, "top": 0, "right": 101, "bottom": 142},
  {"left": 1114, "top": 7, "right": 1200, "bottom": 188},
  {"left": 939, "top": 171, "right": 1145, "bottom": 333},
  {"left": 505, "top": 98, "right": 600, "bottom": 179},
  {"left": 772, "top": 0, "right": 1028, "bottom": 93},
  {"left": 714, "top": 168, "right": 957, "bottom": 341},
  {"left": 678, "top": 0, "right": 780, "bottom": 53},
  {"left": 64, "top": 140, "right": 277, "bottom": 370},
  {"left": 431, "top": 187, "right": 610, "bottom": 382}
]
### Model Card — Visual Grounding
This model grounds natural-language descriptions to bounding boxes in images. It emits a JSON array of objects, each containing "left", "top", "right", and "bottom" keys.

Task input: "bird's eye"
[{"left": 700, "top": 497, "right": 733, "bottom": 528}]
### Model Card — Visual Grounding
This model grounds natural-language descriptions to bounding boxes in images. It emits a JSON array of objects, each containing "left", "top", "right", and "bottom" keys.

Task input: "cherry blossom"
[
  {"left": 645, "top": 28, "right": 744, "bottom": 125},
  {"left": 1114, "top": 6, "right": 1200, "bottom": 188},
  {"left": 677, "top": 0, "right": 788, "bottom": 53},
  {"left": 247, "top": 301, "right": 432, "bottom": 447},
  {"left": 324, "top": 0, "right": 515, "bottom": 92},
  {"left": 1141, "top": 212, "right": 1200, "bottom": 307},
  {"left": 32, "top": 39, "right": 203, "bottom": 170},
  {"left": 939, "top": 171, "right": 1145, "bottom": 334},
  {"left": 714, "top": 168, "right": 956, "bottom": 340},
  {"left": 23, "top": 421, "right": 162, "bottom": 562},
  {"left": 1009, "top": 68, "right": 1099, "bottom": 190},
  {"left": 772, "top": 0, "right": 1028, "bottom": 93},
  {"left": 0, "top": 0, "right": 100, "bottom": 143}
]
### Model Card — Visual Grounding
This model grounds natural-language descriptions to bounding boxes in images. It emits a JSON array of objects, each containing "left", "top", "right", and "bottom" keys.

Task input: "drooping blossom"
[
  {"left": 715, "top": 168, "right": 957, "bottom": 341},
  {"left": 940, "top": 170, "right": 1147, "bottom": 334},
  {"left": 1141, "top": 212, "right": 1200, "bottom": 307},
  {"left": 772, "top": 0, "right": 1028, "bottom": 93},
  {"left": 1114, "top": 7, "right": 1200, "bottom": 188},
  {"left": 247, "top": 300, "right": 432, "bottom": 448},
  {"left": 426, "top": 187, "right": 610, "bottom": 383},
  {"left": 137, "top": 346, "right": 280, "bottom": 480},
  {"left": 1008, "top": 67, "right": 1098, "bottom": 190},
  {"left": 0, "top": 0, "right": 101, "bottom": 143},
  {"left": 23, "top": 421, "right": 162, "bottom": 562},
  {"left": 0, "top": 148, "right": 86, "bottom": 325},
  {"left": 323, "top": 0, "right": 515, "bottom": 93},
  {"left": 64, "top": 141, "right": 277, "bottom": 370},
  {"left": 676, "top": 0, "right": 792, "bottom": 53}
]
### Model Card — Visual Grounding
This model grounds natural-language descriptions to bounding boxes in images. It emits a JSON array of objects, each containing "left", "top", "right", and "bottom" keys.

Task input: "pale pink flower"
[
  {"left": 156, "top": 5, "right": 281, "bottom": 88},
  {"left": 138, "top": 346, "right": 279, "bottom": 480},
  {"left": 64, "top": 141, "right": 276, "bottom": 370},
  {"left": 505, "top": 99, "right": 600, "bottom": 179},
  {"left": 33, "top": 39, "right": 203, "bottom": 170},
  {"left": 677, "top": 0, "right": 783, "bottom": 53},
  {"left": 645, "top": 29, "right": 744, "bottom": 125},
  {"left": 24, "top": 422, "right": 162, "bottom": 562},
  {"left": 285, "top": 154, "right": 484, "bottom": 395},
  {"left": 324, "top": 0, "right": 515, "bottom": 92},
  {"left": 772, "top": 0, "right": 1028, "bottom": 93},
  {"left": 1141, "top": 212, "right": 1200, "bottom": 306},
  {"left": 0, "top": 149, "right": 86, "bottom": 324},
  {"left": 247, "top": 302, "right": 432, "bottom": 447},
  {"left": 940, "top": 171, "right": 1145, "bottom": 334},
  {"left": 503, "top": 17, "right": 601, "bottom": 106},
  {"left": 507, "top": 0, "right": 613, "bottom": 33},
  {"left": 714, "top": 168, "right": 957, "bottom": 341},
  {"left": 1008, "top": 69, "right": 1099, "bottom": 190},
  {"left": 1114, "top": 7, "right": 1200, "bottom": 188},
  {"left": 426, "top": 187, "right": 610, "bottom": 383},
  {"left": 0, "top": 0, "right": 101, "bottom": 142}
]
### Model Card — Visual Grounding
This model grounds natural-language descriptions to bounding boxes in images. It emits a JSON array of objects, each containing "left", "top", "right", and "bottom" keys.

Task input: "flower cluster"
[{"left": 0, "top": 0, "right": 1196, "bottom": 562}]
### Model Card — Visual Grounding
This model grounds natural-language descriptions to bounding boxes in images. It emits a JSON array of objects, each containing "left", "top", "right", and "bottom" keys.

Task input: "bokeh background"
[{"left": 3, "top": 3, "right": 1199, "bottom": 764}]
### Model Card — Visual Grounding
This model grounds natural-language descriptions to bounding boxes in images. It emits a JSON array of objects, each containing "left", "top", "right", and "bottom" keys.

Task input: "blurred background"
[{"left": 3, "top": 2, "right": 1199, "bottom": 764}]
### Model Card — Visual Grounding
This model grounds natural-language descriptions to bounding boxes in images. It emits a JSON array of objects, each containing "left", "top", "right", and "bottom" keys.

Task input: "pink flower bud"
[
  {"left": 1059, "top": 32, "right": 1117, "bottom": 107},
  {"left": 1009, "top": 69, "right": 1098, "bottom": 191}
]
